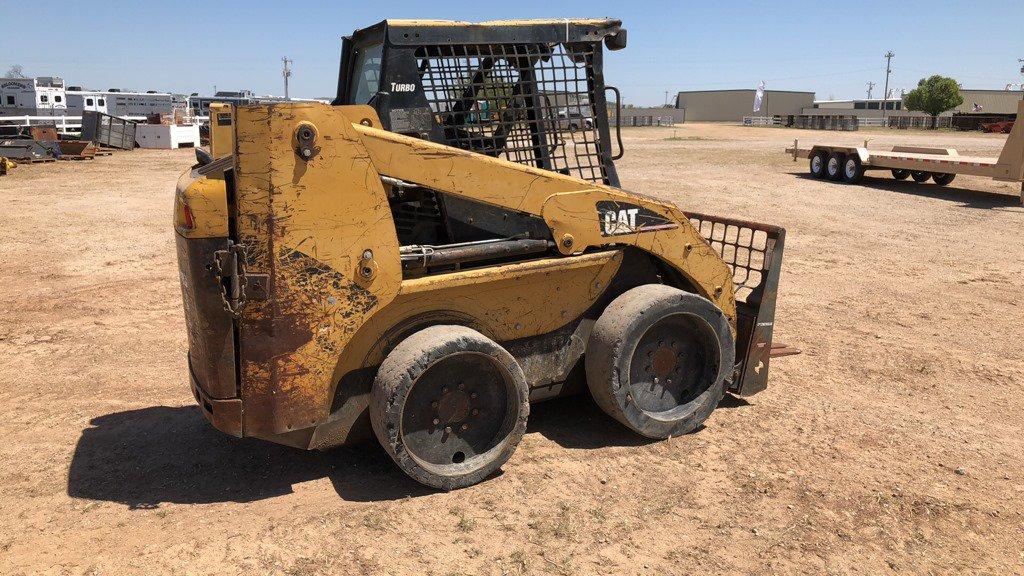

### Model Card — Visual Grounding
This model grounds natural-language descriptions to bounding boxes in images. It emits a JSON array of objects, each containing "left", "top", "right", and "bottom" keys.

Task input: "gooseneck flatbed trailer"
[{"left": 786, "top": 100, "right": 1024, "bottom": 204}]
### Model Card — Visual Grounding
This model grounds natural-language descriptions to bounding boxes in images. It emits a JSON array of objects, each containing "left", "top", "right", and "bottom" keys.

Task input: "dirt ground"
[{"left": 1, "top": 124, "right": 1022, "bottom": 576}]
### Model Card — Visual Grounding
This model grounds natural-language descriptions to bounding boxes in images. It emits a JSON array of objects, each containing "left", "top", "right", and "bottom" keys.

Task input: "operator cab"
[
  {"left": 331, "top": 19, "right": 627, "bottom": 259},
  {"left": 334, "top": 19, "right": 626, "bottom": 185}
]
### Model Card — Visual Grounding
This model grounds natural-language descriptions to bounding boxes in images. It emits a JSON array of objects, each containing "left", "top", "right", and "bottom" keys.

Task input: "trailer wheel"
[
  {"left": 891, "top": 169, "right": 910, "bottom": 180},
  {"left": 932, "top": 173, "right": 956, "bottom": 186},
  {"left": 809, "top": 151, "right": 828, "bottom": 178},
  {"left": 842, "top": 155, "right": 865, "bottom": 184},
  {"left": 911, "top": 171, "right": 931, "bottom": 183},
  {"left": 585, "top": 285, "right": 735, "bottom": 439},
  {"left": 370, "top": 325, "right": 529, "bottom": 491},
  {"left": 826, "top": 152, "right": 845, "bottom": 181}
]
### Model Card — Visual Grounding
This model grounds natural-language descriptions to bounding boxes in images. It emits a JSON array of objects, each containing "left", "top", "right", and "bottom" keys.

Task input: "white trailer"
[
  {"left": 67, "top": 88, "right": 187, "bottom": 117},
  {"left": 786, "top": 100, "right": 1024, "bottom": 203},
  {"left": 0, "top": 76, "right": 68, "bottom": 117},
  {"left": 64, "top": 89, "right": 109, "bottom": 115}
]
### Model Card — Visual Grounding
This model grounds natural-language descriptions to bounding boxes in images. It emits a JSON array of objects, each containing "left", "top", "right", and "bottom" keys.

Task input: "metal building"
[
  {"left": 805, "top": 89, "right": 1023, "bottom": 118},
  {"left": 675, "top": 89, "right": 814, "bottom": 122}
]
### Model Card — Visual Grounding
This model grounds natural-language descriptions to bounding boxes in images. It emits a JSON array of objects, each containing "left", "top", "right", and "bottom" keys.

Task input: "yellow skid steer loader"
[{"left": 174, "top": 19, "right": 793, "bottom": 490}]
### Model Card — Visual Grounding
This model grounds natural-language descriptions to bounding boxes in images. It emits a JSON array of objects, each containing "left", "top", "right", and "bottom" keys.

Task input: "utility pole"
[
  {"left": 1019, "top": 59, "right": 1024, "bottom": 96},
  {"left": 866, "top": 81, "right": 875, "bottom": 100},
  {"left": 881, "top": 51, "right": 894, "bottom": 121},
  {"left": 282, "top": 57, "right": 293, "bottom": 100},
  {"left": 664, "top": 90, "right": 669, "bottom": 107}
]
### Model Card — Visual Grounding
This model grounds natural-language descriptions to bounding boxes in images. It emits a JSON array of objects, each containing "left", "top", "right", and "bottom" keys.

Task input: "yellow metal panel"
[
  {"left": 208, "top": 103, "right": 234, "bottom": 159},
  {"left": 385, "top": 18, "right": 618, "bottom": 27},
  {"left": 397, "top": 251, "right": 622, "bottom": 341},
  {"left": 233, "top": 103, "right": 402, "bottom": 435},
  {"left": 174, "top": 169, "right": 228, "bottom": 238},
  {"left": 351, "top": 121, "right": 738, "bottom": 323}
]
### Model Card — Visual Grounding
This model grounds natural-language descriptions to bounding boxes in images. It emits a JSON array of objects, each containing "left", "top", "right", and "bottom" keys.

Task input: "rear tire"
[
  {"left": 826, "top": 152, "right": 845, "bottom": 181},
  {"left": 585, "top": 285, "right": 735, "bottom": 439},
  {"left": 370, "top": 325, "right": 529, "bottom": 491},
  {"left": 809, "top": 151, "right": 828, "bottom": 178},
  {"left": 891, "top": 169, "right": 910, "bottom": 180},
  {"left": 842, "top": 155, "right": 865, "bottom": 184},
  {"left": 911, "top": 171, "right": 931, "bottom": 183},
  {"left": 933, "top": 173, "right": 956, "bottom": 186}
]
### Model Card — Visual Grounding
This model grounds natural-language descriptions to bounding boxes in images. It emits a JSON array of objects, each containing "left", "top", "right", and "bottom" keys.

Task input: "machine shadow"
[
  {"left": 790, "top": 172, "right": 1022, "bottom": 209},
  {"left": 67, "top": 405, "right": 430, "bottom": 509},
  {"left": 527, "top": 394, "right": 658, "bottom": 449}
]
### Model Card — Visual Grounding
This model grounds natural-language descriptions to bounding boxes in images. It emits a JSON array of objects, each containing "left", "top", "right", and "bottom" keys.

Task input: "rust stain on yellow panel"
[{"left": 233, "top": 103, "right": 401, "bottom": 436}]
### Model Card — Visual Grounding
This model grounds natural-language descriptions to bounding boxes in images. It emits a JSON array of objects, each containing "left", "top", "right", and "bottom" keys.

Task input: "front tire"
[
  {"left": 370, "top": 325, "right": 529, "bottom": 490},
  {"left": 585, "top": 285, "right": 735, "bottom": 439},
  {"left": 809, "top": 150, "right": 828, "bottom": 178}
]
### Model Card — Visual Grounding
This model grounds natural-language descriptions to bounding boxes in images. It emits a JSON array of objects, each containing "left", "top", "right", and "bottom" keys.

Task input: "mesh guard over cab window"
[{"left": 415, "top": 43, "right": 610, "bottom": 184}]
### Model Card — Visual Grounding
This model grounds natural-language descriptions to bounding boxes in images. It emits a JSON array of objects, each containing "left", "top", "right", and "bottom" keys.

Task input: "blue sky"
[{"left": 2, "top": 0, "right": 1022, "bottom": 105}]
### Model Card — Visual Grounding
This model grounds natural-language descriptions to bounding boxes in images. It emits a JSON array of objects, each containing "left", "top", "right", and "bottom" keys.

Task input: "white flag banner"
[{"left": 753, "top": 81, "right": 766, "bottom": 112}]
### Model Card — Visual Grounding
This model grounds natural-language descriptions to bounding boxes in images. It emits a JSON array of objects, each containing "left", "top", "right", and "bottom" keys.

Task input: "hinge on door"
[{"left": 212, "top": 242, "right": 268, "bottom": 318}]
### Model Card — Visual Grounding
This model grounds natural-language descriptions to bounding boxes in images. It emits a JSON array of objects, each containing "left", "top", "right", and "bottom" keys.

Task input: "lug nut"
[
  {"left": 444, "top": 426, "right": 452, "bottom": 433},
  {"left": 432, "top": 418, "right": 440, "bottom": 425},
  {"left": 470, "top": 392, "right": 477, "bottom": 399},
  {"left": 472, "top": 409, "right": 479, "bottom": 416},
  {"left": 461, "top": 424, "right": 469, "bottom": 431},
  {"left": 431, "top": 401, "right": 438, "bottom": 408}
]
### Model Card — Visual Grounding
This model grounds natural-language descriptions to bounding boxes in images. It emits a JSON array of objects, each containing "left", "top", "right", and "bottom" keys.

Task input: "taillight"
[{"left": 175, "top": 194, "right": 196, "bottom": 233}]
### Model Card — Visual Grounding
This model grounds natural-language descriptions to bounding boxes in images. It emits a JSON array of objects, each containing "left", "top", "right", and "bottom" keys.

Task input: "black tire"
[
  {"left": 826, "top": 152, "right": 845, "bottom": 181},
  {"left": 370, "top": 325, "right": 529, "bottom": 491},
  {"left": 891, "top": 169, "right": 910, "bottom": 180},
  {"left": 932, "top": 173, "right": 956, "bottom": 186},
  {"left": 585, "top": 285, "right": 735, "bottom": 439},
  {"left": 842, "top": 155, "right": 865, "bottom": 184},
  {"left": 911, "top": 171, "right": 931, "bottom": 183},
  {"left": 809, "top": 150, "right": 828, "bottom": 179}
]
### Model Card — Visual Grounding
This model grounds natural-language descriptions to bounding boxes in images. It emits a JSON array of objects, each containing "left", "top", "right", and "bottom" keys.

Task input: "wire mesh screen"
[
  {"left": 687, "top": 215, "right": 775, "bottom": 304},
  {"left": 415, "top": 43, "right": 609, "bottom": 183}
]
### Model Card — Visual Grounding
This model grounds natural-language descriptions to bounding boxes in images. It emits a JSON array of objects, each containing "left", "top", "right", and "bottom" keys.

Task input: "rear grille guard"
[{"left": 686, "top": 212, "right": 789, "bottom": 396}]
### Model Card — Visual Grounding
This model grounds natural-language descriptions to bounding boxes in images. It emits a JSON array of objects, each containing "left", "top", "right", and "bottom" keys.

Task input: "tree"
[
  {"left": 5, "top": 64, "right": 27, "bottom": 78},
  {"left": 903, "top": 75, "right": 963, "bottom": 129}
]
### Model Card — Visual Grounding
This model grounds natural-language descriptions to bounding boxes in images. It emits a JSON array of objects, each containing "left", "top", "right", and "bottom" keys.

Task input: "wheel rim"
[
  {"left": 811, "top": 156, "right": 823, "bottom": 173},
  {"left": 401, "top": 352, "right": 515, "bottom": 471},
  {"left": 627, "top": 313, "right": 720, "bottom": 416},
  {"left": 827, "top": 157, "right": 840, "bottom": 176},
  {"left": 845, "top": 159, "right": 857, "bottom": 179}
]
